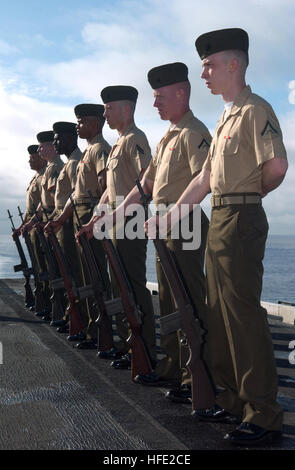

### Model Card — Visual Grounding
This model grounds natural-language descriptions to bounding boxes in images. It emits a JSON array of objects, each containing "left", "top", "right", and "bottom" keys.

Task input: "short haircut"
[
  {"left": 118, "top": 99, "right": 136, "bottom": 114},
  {"left": 222, "top": 49, "right": 249, "bottom": 69}
]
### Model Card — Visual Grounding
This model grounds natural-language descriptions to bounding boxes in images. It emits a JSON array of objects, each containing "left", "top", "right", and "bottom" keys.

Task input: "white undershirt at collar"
[{"left": 223, "top": 101, "right": 234, "bottom": 121}]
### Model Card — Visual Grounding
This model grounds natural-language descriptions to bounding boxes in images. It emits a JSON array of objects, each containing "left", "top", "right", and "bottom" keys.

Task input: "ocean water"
[{"left": 1, "top": 233, "right": 294, "bottom": 305}]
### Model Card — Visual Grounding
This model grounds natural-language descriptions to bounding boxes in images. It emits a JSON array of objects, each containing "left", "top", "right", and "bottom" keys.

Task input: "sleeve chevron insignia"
[
  {"left": 136, "top": 144, "right": 145, "bottom": 155},
  {"left": 100, "top": 150, "right": 109, "bottom": 159},
  {"left": 198, "top": 138, "right": 210, "bottom": 149},
  {"left": 261, "top": 120, "right": 278, "bottom": 137}
]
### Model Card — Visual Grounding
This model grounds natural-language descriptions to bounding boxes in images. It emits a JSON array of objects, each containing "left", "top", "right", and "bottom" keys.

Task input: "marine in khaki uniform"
[
  {"left": 16, "top": 145, "right": 49, "bottom": 314},
  {"left": 21, "top": 146, "right": 47, "bottom": 226},
  {"left": 142, "top": 63, "right": 211, "bottom": 395},
  {"left": 38, "top": 131, "right": 64, "bottom": 217},
  {"left": 79, "top": 85, "right": 157, "bottom": 368},
  {"left": 23, "top": 131, "right": 64, "bottom": 321},
  {"left": 152, "top": 28, "right": 288, "bottom": 446},
  {"left": 52, "top": 122, "right": 81, "bottom": 216},
  {"left": 24, "top": 131, "right": 64, "bottom": 222},
  {"left": 48, "top": 104, "right": 112, "bottom": 350},
  {"left": 85, "top": 66, "right": 211, "bottom": 390},
  {"left": 44, "top": 121, "right": 84, "bottom": 330}
]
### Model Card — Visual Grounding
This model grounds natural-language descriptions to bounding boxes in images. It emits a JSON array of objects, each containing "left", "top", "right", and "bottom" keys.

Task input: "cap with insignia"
[
  {"left": 195, "top": 28, "right": 249, "bottom": 60},
  {"left": 100, "top": 85, "right": 138, "bottom": 104},
  {"left": 27, "top": 145, "right": 39, "bottom": 155},
  {"left": 74, "top": 104, "right": 105, "bottom": 119},
  {"left": 53, "top": 121, "right": 77, "bottom": 135},
  {"left": 36, "top": 131, "right": 54, "bottom": 143},
  {"left": 147, "top": 62, "right": 188, "bottom": 89}
]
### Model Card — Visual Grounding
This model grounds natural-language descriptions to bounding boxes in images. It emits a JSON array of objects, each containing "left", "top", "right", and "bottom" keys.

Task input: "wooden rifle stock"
[
  {"left": 101, "top": 237, "right": 153, "bottom": 380},
  {"left": 43, "top": 211, "right": 83, "bottom": 335},
  {"left": 8, "top": 209, "right": 34, "bottom": 308},
  {"left": 135, "top": 179, "right": 215, "bottom": 410},
  {"left": 70, "top": 195, "right": 113, "bottom": 351},
  {"left": 17, "top": 206, "right": 48, "bottom": 313},
  {"left": 33, "top": 207, "right": 65, "bottom": 321},
  {"left": 87, "top": 189, "right": 153, "bottom": 379}
]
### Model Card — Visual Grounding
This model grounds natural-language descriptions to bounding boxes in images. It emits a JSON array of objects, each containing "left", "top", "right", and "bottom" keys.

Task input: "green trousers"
[
  {"left": 155, "top": 209, "right": 209, "bottom": 385},
  {"left": 74, "top": 204, "right": 111, "bottom": 341},
  {"left": 55, "top": 212, "right": 87, "bottom": 326},
  {"left": 111, "top": 219, "right": 157, "bottom": 363},
  {"left": 30, "top": 229, "right": 51, "bottom": 313},
  {"left": 206, "top": 204, "right": 283, "bottom": 431}
]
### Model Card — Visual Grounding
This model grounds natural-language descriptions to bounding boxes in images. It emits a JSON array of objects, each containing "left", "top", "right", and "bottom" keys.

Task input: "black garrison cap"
[
  {"left": 36, "top": 131, "right": 54, "bottom": 143},
  {"left": 53, "top": 121, "right": 77, "bottom": 135},
  {"left": 74, "top": 103, "right": 105, "bottom": 118},
  {"left": 100, "top": 85, "right": 138, "bottom": 104},
  {"left": 195, "top": 28, "right": 249, "bottom": 60},
  {"left": 27, "top": 145, "right": 39, "bottom": 154},
  {"left": 147, "top": 62, "right": 188, "bottom": 89}
]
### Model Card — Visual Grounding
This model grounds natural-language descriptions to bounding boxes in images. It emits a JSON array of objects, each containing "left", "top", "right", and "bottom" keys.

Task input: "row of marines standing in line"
[{"left": 12, "top": 27, "right": 288, "bottom": 446}]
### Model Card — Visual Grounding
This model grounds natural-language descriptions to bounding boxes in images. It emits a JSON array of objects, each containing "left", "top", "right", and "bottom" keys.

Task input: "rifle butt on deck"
[
  {"left": 101, "top": 238, "right": 153, "bottom": 380},
  {"left": 33, "top": 212, "right": 65, "bottom": 322},
  {"left": 153, "top": 235, "right": 215, "bottom": 411},
  {"left": 70, "top": 195, "right": 114, "bottom": 350},
  {"left": 47, "top": 230, "right": 84, "bottom": 336}
]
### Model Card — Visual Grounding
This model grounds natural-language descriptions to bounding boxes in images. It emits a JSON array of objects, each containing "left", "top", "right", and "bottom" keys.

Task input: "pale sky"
[{"left": 0, "top": 0, "right": 294, "bottom": 234}]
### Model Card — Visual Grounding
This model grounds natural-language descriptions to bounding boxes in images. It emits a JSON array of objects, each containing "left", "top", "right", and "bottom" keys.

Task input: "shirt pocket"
[
  {"left": 222, "top": 133, "right": 239, "bottom": 157},
  {"left": 41, "top": 176, "right": 47, "bottom": 189},
  {"left": 107, "top": 155, "right": 119, "bottom": 171},
  {"left": 57, "top": 171, "right": 66, "bottom": 183},
  {"left": 31, "top": 183, "right": 39, "bottom": 194},
  {"left": 81, "top": 160, "right": 93, "bottom": 176},
  {"left": 155, "top": 150, "right": 173, "bottom": 186}
]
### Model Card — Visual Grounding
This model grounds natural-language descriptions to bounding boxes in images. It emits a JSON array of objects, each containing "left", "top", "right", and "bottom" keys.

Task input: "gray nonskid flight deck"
[{"left": 0, "top": 278, "right": 295, "bottom": 451}]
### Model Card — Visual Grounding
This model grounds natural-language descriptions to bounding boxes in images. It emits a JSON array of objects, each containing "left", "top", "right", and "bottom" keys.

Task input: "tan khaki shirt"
[
  {"left": 144, "top": 110, "right": 212, "bottom": 205},
  {"left": 41, "top": 156, "right": 64, "bottom": 210},
  {"left": 106, "top": 124, "right": 152, "bottom": 204},
  {"left": 74, "top": 134, "right": 110, "bottom": 202},
  {"left": 26, "top": 167, "right": 46, "bottom": 217},
  {"left": 203, "top": 85, "right": 287, "bottom": 195},
  {"left": 55, "top": 147, "right": 82, "bottom": 209}
]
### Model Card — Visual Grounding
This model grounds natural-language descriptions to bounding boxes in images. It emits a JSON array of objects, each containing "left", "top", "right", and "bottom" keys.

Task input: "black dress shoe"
[
  {"left": 133, "top": 371, "right": 173, "bottom": 387},
  {"left": 165, "top": 385, "right": 192, "bottom": 404},
  {"left": 35, "top": 310, "right": 46, "bottom": 317},
  {"left": 50, "top": 319, "right": 68, "bottom": 327},
  {"left": 56, "top": 324, "right": 69, "bottom": 333},
  {"left": 35, "top": 305, "right": 51, "bottom": 316},
  {"left": 74, "top": 339, "right": 97, "bottom": 350},
  {"left": 25, "top": 301, "right": 35, "bottom": 309},
  {"left": 224, "top": 422, "right": 282, "bottom": 446},
  {"left": 97, "top": 348, "right": 125, "bottom": 360},
  {"left": 111, "top": 353, "right": 131, "bottom": 369},
  {"left": 42, "top": 314, "right": 52, "bottom": 322},
  {"left": 192, "top": 405, "right": 242, "bottom": 424},
  {"left": 67, "top": 332, "right": 86, "bottom": 342}
]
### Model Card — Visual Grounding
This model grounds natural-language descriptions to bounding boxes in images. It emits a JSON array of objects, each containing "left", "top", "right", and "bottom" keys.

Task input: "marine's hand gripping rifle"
[
  {"left": 136, "top": 179, "right": 215, "bottom": 411},
  {"left": 88, "top": 190, "right": 153, "bottom": 380},
  {"left": 7, "top": 209, "right": 34, "bottom": 308}
]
